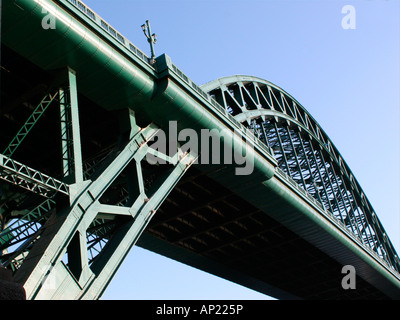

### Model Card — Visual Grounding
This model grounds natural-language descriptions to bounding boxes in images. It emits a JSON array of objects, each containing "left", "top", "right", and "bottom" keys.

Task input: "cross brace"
[
  {"left": 0, "top": 66, "right": 197, "bottom": 299},
  {"left": 12, "top": 121, "right": 196, "bottom": 299},
  {"left": 3, "top": 92, "right": 60, "bottom": 158},
  {"left": 0, "top": 154, "right": 70, "bottom": 197}
]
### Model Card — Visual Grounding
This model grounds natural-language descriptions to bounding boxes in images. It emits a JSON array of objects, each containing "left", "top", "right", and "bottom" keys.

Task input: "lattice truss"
[
  {"left": 0, "top": 89, "right": 118, "bottom": 272},
  {"left": 0, "top": 142, "right": 179, "bottom": 276},
  {"left": 0, "top": 70, "right": 193, "bottom": 295},
  {"left": 204, "top": 76, "right": 399, "bottom": 273}
]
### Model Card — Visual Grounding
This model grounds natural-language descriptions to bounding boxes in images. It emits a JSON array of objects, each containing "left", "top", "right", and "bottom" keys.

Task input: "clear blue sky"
[{"left": 81, "top": 0, "right": 400, "bottom": 300}]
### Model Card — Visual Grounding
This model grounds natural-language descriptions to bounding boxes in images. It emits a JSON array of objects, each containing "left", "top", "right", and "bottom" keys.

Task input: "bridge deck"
[{"left": 1, "top": 0, "right": 399, "bottom": 299}]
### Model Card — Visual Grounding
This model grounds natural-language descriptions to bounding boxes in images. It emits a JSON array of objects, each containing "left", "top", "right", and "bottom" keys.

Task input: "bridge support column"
[
  {"left": 59, "top": 68, "right": 83, "bottom": 186},
  {"left": 0, "top": 63, "right": 197, "bottom": 299},
  {"left": 0, "top": 66, "right": 196, "bottom": 299},
  {"left": 12, "top": 114, "right": 195, "bottom": 299}
]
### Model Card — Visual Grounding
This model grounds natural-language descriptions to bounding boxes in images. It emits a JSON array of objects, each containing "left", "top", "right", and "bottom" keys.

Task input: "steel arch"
[{"left": 201, "top": 75, "right": 400, "bottom": 273}]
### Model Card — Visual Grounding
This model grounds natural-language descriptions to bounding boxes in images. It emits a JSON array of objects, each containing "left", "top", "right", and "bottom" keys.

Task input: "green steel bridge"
[{"left": 0, "top": 0, "right": 399, "bottom": 300}]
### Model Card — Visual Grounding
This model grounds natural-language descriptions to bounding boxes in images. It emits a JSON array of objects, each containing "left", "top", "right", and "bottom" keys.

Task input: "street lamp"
[{"left": 141, "top": 20, "right": 157, "bottom": 65}]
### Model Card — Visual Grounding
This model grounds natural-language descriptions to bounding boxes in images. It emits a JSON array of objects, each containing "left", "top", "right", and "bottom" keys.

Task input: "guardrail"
[
  {"left": 168, "top": 61, "right": 275, "bottom": 159},
  {"left": 64, "top": 0, "right": 152, "bottom": 67}
]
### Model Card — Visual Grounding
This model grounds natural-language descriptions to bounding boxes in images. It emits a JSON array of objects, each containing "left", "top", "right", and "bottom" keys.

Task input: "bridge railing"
[
  {"left": 62, "top": 0, "right": 152, "bottom": 68},
  {"left": 168, "top": 61, "right": 276, "bottom": 160}
]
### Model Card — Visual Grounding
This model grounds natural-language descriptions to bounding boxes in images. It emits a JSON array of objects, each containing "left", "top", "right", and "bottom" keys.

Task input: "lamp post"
[{"left": 141, "top": 20, "right": 157, "bottom": 65}]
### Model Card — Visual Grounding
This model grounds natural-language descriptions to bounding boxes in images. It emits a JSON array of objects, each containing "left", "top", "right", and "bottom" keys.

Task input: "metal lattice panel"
[{"left": 201, "top": 75, "right": 400, "bottom": 273}]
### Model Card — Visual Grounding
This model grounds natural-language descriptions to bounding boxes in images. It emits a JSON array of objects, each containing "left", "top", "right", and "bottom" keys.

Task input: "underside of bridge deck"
[{"left": 141, "top": 165, "right": 391, "bottom": 299}]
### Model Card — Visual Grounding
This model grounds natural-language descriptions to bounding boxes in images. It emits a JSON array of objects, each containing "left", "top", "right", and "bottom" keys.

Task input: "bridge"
[{"left": 0, "top": 0, "right": 399, "bottom": 300}]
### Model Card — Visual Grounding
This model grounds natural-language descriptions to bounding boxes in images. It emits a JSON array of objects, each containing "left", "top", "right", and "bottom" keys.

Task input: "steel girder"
[
  {"left": 0, "top": 154, "right": 70, "bottom": 198},
  {"left": 14, "top": 124, "right": 195, "bottom": 299},
  {"left": 201, "top": 75, "right": 400, "bottom": 274},
  {"left": 0, "top": 67, "right": 196, "bottom": 299},
  {"left": 3, "top": 92, "right": 60, "bottom": 158}
]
